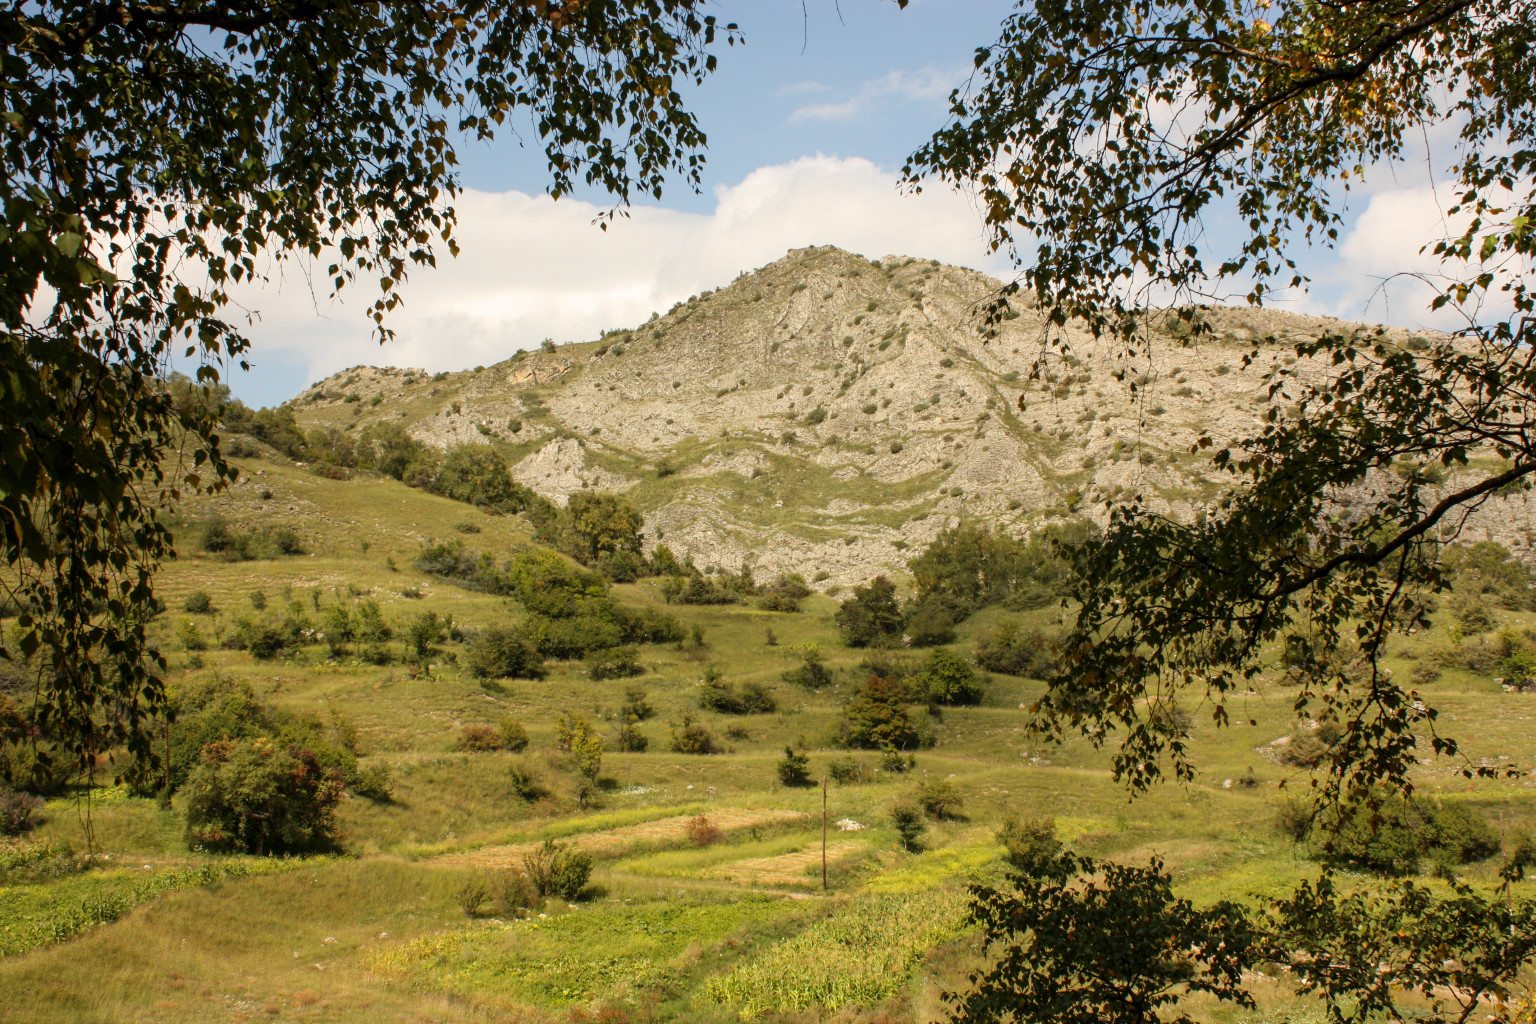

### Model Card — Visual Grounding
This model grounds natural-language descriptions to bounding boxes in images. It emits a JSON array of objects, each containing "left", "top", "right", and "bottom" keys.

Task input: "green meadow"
[{"left": 4, "top": 458, "right": 1536, "bottom": 1024}]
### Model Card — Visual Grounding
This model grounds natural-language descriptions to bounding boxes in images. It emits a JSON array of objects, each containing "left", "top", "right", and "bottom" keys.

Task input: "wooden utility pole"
[{"left": 822, "top": 776, "right": 829, "bottom": 892}]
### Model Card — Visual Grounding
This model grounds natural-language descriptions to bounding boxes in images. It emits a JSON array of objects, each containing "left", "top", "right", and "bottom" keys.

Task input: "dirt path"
[
  {"left": 710, "top": 839, "right": 867, "bottom": 887},
  {"left": 434, "top": 807, "right": 809, "bottom": 870}
]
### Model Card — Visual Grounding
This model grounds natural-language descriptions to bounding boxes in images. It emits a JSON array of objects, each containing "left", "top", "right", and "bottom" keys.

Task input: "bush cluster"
[
  {"left": 974, "top": 622, "right": 1058, "bottom": 678},
  {"left": 669, "top": 713, "right": 721, "bottom": 755},
  {"left": 586, "top": 646, "right": 644, "bottom": 680},
  {"left": 699, "top": 672, "right": 777, "bottom": 714},
  {"left": 837, "top": 676, "right": 922, "bottom": 751},
  {"left": 198, "top": 516, "right": 306, "bottom": 560},
  {"left": 1284, "top": 791, "right": 1501, "bottom": 876},
  {"left": 836, "top": 522, "right": 1096, "bottom": 647},
  {"left": 521, "top": 840, "right": 593, "bottom": 900},
  {"left": 182, "top": 738, "right": 344, "bottom": 854},
  {"left": 463, "top": 626, "right": 546, "bottom": 680},
  {"left": 782, "top": 648, "right": 833, "bottom": 689}
]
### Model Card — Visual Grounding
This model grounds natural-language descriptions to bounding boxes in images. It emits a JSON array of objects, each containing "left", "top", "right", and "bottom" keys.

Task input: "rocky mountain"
[{"left": 287, "top": 245, "right": 1536, "bottom": 585}]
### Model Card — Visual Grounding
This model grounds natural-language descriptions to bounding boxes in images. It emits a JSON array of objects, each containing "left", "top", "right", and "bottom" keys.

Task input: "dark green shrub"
[
  {"left": 522, "top": 840, "right": 593, "bottom": 900},
  {"left": 431, "top": 444, "right": 538, "bottom": 512},
  {"left": 233, "top": 617, "right": 299, "bottom": 660},
  {"left": 183, "top": 591, "right": 214, "bottom": 614},
  {"left": 498, "top": 719, "right": 529, "bottom": 752},
  {"left": 974, "top": 622, "right": 1058, "bottom": 678},
  {"left": 835, "top": 576, "right": 904, "bottom": 647},
  {"left": 759, "top": 573, "right": 811, "bottom": 613},
  {"left": 1446, "top": 540, "right": 1536, "bottom": 611},
  {"left": 669, "top": 713, "right": 720, "bottom": 755},
  {"left": 199, "top": 517, "right": 237, "bottom": 555},
  {"left": 904, "top": 600, "right": 956, "bottom": 646},
  {"left": 586, "top": 645, "right": 644, "bottom": 680},
  {"left": 270, "top": 527, "right": 305, "bottom": 555},
  {"left": 838, "top": 676, "right": 919, "bottom": 750},
  {"left": 828, "top": 757, "right": 869, "bottom": 784},
  {"left": 613, "top": 605, "right": 685, "bottom": 644},
  {"left": 182, "top": 739, "right": 343, "bottom": 854},
  {"left": 776, "top": 746, "right": 813, "bottom": 787},
  {"left": 508, "top": 759, "right": 544, "bottom": 801},
  {"left": 782, "top": 648, "right": 833, "bottom": 689},
  {"left": 660, "top": 573, "right": 739, "bottom": 605},
  {"left": 1311, "top": 794, "right": 1500, "bottom": 875},
  {"left": 920, "top": 649, "right": 985, "bottom": 706},
  {"left": 463, "top": 626, "right": 545, "bottom": 680},
  {"left": 564, "top": 490, "right": 645, "bottom": 564},
  {"left": 700, "top": 675, "right": 777, "bottom": 714},
  {"left": 595, "top": 549, "right": 647, "bottom": 582},
  {"left": 126, "top": 678, "right": 360, "bottom": 799},
  {"left": 507, "top": 549, "right": 610, "bottom": 618},
  {"left": 620, "top": 683, "right": 654, "bottom": 721},
  {"left": 523, "top": 613, "right": 622, "bottom": 659},
  {"left": 352, "top": 764, "right": 394, "bottom": 802},
  {"left": 403, "top": 610, "right": 448, "bottom": 662},
  {"left": 916, "top": 779, "right": 964, "bottom": 820},
  {"left": 907, "top": 520, "right": 1093, "bottom": 618},
  {"left": 415, "top": 540, "right": 506, "bottom": 593},
  {"left": 890, "top": 800, "right": 927, "bottom": 852},
  {"left": 997, "top": 816, "right": 1062, "bottom": 874},
  {"left": 1452, "top": 591, "right": 1497, "bottom": 633}
]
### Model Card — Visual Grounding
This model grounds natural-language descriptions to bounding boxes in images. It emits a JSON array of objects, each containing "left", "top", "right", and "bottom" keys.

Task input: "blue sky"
[
  {"left": 220, "top": 0, "right": 1466, "bottom": 407},
  {"left": 459, "top": 0, "right": 1019, "bottom": 206}
]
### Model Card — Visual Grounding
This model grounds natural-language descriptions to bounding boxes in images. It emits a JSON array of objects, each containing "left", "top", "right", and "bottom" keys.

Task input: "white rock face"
[
  {"left": 291, "top": 245, "right": 1536, "bottom": 584},
  {"left": 511, "top": 437, "right": 637, "bottom": 507}
]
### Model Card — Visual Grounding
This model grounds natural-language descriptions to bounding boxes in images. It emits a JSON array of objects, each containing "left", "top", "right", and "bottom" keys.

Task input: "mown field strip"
[{"left": 431, "top": 807, "right": 811, "bottom": 869}]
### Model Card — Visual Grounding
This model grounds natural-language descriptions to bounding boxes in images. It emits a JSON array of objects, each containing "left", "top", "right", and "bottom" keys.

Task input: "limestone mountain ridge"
[{"left": 286, "top": 245, "right": 1534, "bottom": 585}]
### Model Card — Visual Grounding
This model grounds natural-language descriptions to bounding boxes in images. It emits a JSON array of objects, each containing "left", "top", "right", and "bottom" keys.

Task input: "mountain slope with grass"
[{"left": 283, "top": 245, "right": 1536, "bottom": 584}]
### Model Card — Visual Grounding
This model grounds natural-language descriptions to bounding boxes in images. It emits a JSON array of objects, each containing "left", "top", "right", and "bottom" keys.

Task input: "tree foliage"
[
  {"left": 835, "top": 576, "right": 904, "bottom": 647},
  {"left": 1, "top": 0, "right": 734, "bottom": 785},
  {"left": 908, "top": 0, "right": 1536, "bottom": 804},
  {"left": 950, "top": 851, "right": 1257, "bottom": 1024},
  {"left": 908, "top": 2, "right": 1536, "bottom": 1020}
]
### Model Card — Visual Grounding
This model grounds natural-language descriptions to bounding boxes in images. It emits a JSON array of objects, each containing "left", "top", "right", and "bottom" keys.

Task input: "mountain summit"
[{"left": 289, "top": 245, "right": 1521, "bottom": 583}]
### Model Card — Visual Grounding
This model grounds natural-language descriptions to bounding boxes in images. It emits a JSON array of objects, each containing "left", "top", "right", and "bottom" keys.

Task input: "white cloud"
[
  {"left": 790, "top": 67, "right": 961, "bottom": 123},
  {"left": 233, "top": 155, "right": 1004, "bottom": 386},
  {"left": 778, "top": 79, "right": 829, "bottom": 96},
  {"left": 1324, "top": 183, "right": 1524, "bottom": 333}
]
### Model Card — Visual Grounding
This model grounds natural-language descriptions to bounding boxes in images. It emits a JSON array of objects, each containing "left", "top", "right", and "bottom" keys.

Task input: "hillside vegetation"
[{"left": 4, "top": 250, "right": 1536, "bottom": 1023}]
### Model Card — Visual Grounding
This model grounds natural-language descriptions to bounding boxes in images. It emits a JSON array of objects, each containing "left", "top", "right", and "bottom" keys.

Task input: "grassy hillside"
[{"left": 4, "top": 457, "right": 1536, "bottom": 1023}]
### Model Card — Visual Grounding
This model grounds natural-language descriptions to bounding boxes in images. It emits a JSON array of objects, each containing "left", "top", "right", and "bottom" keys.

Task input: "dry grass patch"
[
  {"left": 433, "top": 807, "right": 809, "bottom": 869},
  {"left": 710, "top": 839, "right": 868, "bottom": 888}
]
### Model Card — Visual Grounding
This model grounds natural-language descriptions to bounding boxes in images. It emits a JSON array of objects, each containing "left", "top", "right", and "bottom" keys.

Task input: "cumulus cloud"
[
  {"left": 1324, "top": 183, "right": 1524, "bottom": 333},
  {"left": 232, "top": 155, "right": 1004, "bottom": 389}
]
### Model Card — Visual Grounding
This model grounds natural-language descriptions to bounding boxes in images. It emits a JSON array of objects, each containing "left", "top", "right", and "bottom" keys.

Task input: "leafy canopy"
[
  {"left": 909, "top": 3, "right": 1536, "bottom": 1022},
  {"left": 0, "top": 1, "right": 735, "bottom": 783},
  {"left": 907, "top": 0, "right": 1536, "bottom": 801}
]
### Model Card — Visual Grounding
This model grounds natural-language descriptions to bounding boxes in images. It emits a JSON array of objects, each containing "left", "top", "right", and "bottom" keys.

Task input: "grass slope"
[{"left": 4, "top": 461, "right": 1536, "bottom": 1023}]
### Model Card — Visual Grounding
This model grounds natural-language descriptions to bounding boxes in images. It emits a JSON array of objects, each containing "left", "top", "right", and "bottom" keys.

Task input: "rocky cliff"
[{"left": 289, "top": 245, "right": 1536, "bottom": 584}]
